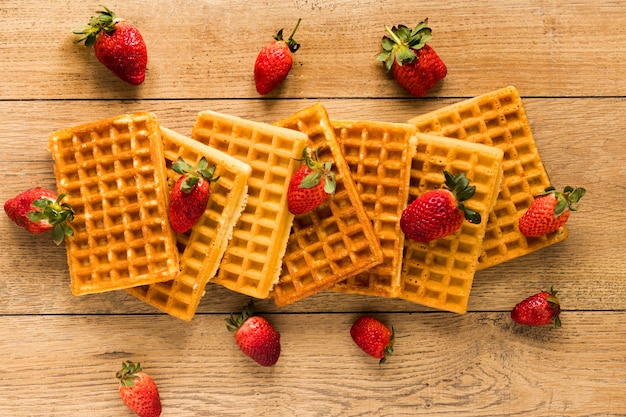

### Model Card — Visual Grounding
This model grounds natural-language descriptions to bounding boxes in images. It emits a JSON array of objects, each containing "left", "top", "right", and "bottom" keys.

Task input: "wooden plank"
[
  {"left": 0, "top": 1, "right": 625, "bottom": 99},
  {"left": 1, "top": 313, "right": 625, "bottom": 416}
]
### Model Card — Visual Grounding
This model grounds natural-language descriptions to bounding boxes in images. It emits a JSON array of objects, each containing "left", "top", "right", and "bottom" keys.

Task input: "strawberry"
[
  {"left": 287, "top": 146, "right": 336, "bottom": 215},
  {"left": 377, "top": 19, "right": 447, "bottom": 97},
  {"left": 225, "top": 303, "right": 281, "bottom": 367},
  {"left": 254, "top": 19, "right": 302, "bottom": 95},
  {"left": 350, "top": 315, "right": 395, "bottom": 364},
  {"left": 168, "top": 157, "right": 219, "bottom": 234},
  {"left": 116, "top": 361, "right": 162, "bottom": 417},
  {"left": 518, "top": 185, "right": 586, "bottom": 237},
  {"left": 4, "top": 187, "right": 74, "bottom": 245},
  {"left": 511, "top": 287, "right": 562, "bottom": 327},
  {"left": 74, "top": 6, "right": 148, "bottom": 85},
  {"left": 400, "top": 171, "right": 480, "bottom": 242}
]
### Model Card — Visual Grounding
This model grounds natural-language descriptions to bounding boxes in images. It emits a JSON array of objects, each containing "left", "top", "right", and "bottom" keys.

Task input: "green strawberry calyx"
[
  {"left": 442, "top": 170, "right": 481, "bottom": 224},
  {"left": 377, "top": 19, "right": 433, "bottom": 71},
  {"left": 225, "top": 302, "right": 255, "bottom": 332},
  {"left": 296, "top": 146, "right": 337, "bottom": 195},
  {"left": 116, "top": 360, "right": 142, "bottom": 388},
  {"left": 538, "top": 185, "right": 586, "bottom": 217},
  {"left": 275, "top": 18, "right": 302, "bottom": 54},
  {"left": 172, "top": 156, "right": 220, "bottom": 194},
  {"left": 73, "top": 5, "right": 123, "bottom": 47},
  {"left": 28, "top": 193, "right": 75, "bottom": 245},
  {"left": 380, "top": 327, "right": 395, "bottom": 365},
  {"left": 545, "top": 286, "right": 562, "bottom": 328}
]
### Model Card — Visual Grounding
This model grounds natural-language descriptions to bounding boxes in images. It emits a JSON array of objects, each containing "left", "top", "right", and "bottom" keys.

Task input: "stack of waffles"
[{"left": 46, "top": 86, "right": 567, "bottom": 319}]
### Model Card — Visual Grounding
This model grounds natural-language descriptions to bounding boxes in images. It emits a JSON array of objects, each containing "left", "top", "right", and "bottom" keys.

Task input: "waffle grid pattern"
[
  {"left": 271, "top": 105, "right": 383, "bottom": 306},
  {"left": 48, "top": 113, "right": 179, "bottom": 295},
  {"left": 330, "top": 121, "right": 418, "bottom": 298},
  {"left": 192, "top": 111, "right": 308, "bottom": 299},
  {"left": 400, "top": 134, "right": 504, "bottom": 313},
  {"left": 127, "top": 127, "right": 251, "bottom": 321},
  {"left": 407, "top": 86, "right": 567, "bottom": 269}
]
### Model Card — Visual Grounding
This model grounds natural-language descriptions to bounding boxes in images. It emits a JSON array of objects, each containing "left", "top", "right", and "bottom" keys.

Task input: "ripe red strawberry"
[
  {"left": 254, "top": 19, "right": 302, "bottom": 95},
  {"left": 168, "top": 157, "right": 219, "bottom": 234},
  {"left": 511, "top": 287, "right": 562, "bottom": 327},
  {"left": 350, "top": 315, "right": 395, "bottom": 364},
  {"left": 518, "top": 185, "right": 586, "bottom": 237},
  {"left": 377, "top": 19, "right": 447, "bottom": 97},
  {"left": 287, "top": 146, "right": 336, "bottom": 215},
  {"left": 225, "top": 303, "right": 281, "bottom": 367},
  {"left": 74, "top": 6, "right": 148, "bottom": 85},
  {"left": 4, "top": 187, "right": 74, "bottom": 245},
  {"left": 400, "top": 171, "right": 481, "bottom": 242},
  {"left": 116, "top": 361, "right": 162, "bottom": 417}
]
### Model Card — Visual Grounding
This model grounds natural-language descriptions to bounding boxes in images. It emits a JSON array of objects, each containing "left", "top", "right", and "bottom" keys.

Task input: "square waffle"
[
  {"left": 191, "top": 110, "right": 308, "bottom": 299},
  {"left": 330, "top": 120, "right": 418, "bottom": 298},
  {"left": 48, "top": 112, "right": 179, "bottom": 295},
  {"left": 400, "top": 133, "right": 504, "bottom": 313},
  {"left": 271, "top": 104, "right": 384, "bottom": 306},
  {"left": 126, "top": 127, "right": 251, "bottom": 321},
  {"left": 407, "top": 86, "right": 566, "bottom": 269}
]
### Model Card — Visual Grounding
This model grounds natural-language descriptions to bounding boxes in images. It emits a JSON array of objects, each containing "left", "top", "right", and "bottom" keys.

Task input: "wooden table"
[{"left": 2, "top": 1, "right": 625, "bottom": 416}]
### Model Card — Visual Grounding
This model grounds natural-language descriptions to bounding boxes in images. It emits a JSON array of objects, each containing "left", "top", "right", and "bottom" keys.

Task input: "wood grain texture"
[
  {"left": 1, "top": 0, "right": 625, "bottom": 99},
  {"left": 1, "top": 0, "right": 625, "bottom": 416},
  {"left": 1, "top": 314, "right": 625, "bottom": 417}
]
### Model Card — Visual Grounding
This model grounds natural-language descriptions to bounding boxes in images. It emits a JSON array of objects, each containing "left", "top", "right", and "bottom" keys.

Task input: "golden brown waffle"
[
  {"left": 400, "top": 134, "right": 504, "bottom": 313},
  {"left": 48, "top": 112, "right": 179, "bottom": 295},
  {"left": 271, "top": 104, "right": 384, "bottom": 306},
  {"left": 127, "top": 127, "right": 251, "bottom": 321},
  {"left": 330, "top": 120, "right": 418, "bottom": 298},
  {"left": 407, "top": 86, "right": 567, "bottom": 269},
  {"left": 191, "top": 110, "right": 308, "bottom": 299}
]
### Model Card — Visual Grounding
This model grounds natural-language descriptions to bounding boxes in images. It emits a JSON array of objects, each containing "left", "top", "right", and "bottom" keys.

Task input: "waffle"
[
  {"left": 126, "top": 127, "right": 251, "bottom": 321},
  {"left": 330, "top": 120, "right": 418, "bottom": 298},
  {"left": 407, "top": 86, "right": 567, "bottom": 269},
  {"left": 270, "top": 104, "right": 384, "bottom": 306},
  {"left": 400, "top": 133, "right": 504, "bottom": 313},
  {"left": 48, "top": 112, "right": 179, "bottom": 295},
  {"left": 191, "top": 110, "right": 308, "bottom": 299}
]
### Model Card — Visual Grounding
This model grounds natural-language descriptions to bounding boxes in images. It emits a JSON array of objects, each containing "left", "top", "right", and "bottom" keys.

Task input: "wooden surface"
[{"left": 1, "top": 1, "right": 625, "bottom": 416}]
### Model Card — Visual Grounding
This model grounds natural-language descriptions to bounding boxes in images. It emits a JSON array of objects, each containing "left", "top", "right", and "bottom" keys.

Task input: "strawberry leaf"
[
  {"left": 459, "top": 204, "right": 481, "bottom": 224},
  {"left": 172, "top": 157, "right": 194, "bottom": 175},
  {"left": 181, "top": 176, "right": 200, "bottom": 193},
  {"left": 196, "top": 156, "right": 209, "bottom": 172},
  {"left": 323, "top": 172, "right": 337, "bottom": 195},
  {"left": 381, "top": 37, "right": 395, "bottom": 52},
  {"left": 568, "top": 187, "right": 586, "bottom": 209},
  {"left": 300, "top": 171, "right": 323, "bottom": 189},
  {"left": 225, "top": 302, "right": 255, "bottom": 332},
  {"left": 456, "top": 185, "right": 476, "bottom": 202},
  {"left": 52, "top": 225, "right": 66, "bottom": 246},
  {"left": 394, "top": 47, "right": 416, "bottom": 66},
  {"left": 554, "top": 196, "right": 569, "bottom": 217},
  {"left": 72, "top": 5, "right": 118, "bottom": 46}
]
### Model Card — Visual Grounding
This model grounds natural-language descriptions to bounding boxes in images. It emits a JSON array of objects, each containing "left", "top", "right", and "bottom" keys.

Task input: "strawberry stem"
[{"left": 275, "top": 18, "right": 302, "bottom": 53}]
